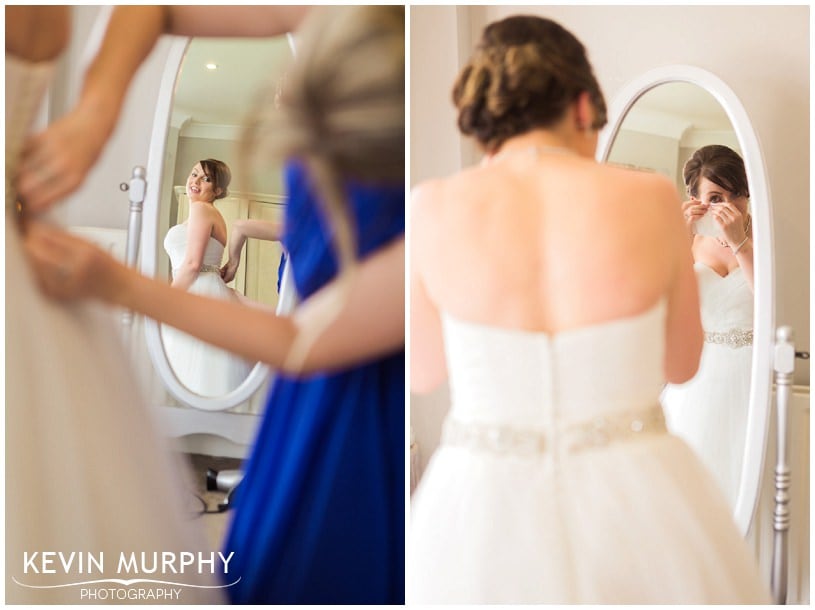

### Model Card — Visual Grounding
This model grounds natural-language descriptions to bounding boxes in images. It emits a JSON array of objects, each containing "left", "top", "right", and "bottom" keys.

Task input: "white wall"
[
  {"left": 409, "top": 6, "right": 467, "bottom": 184},
  {"left": 607, "top": 129, "right": 680, "bottom": 181},
  {"left": 173, "top": 136, "right": 284, "bottom": 198},
  {"left": 49, "top": 6, "right": 175, "bottom": 230}
]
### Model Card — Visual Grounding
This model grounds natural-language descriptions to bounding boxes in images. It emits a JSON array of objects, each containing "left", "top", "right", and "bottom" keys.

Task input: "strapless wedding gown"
[
  {"left": 408, "top": 300, "right": 769, "bottom": 603},
  {"left": 6, "top": 55, "right": 220, "bottom": 602},
  {"left": 161, "top": 223, "right": 253, "bottom": 398},
  {"left": 662, "top": 262, "right": 753, "bottom": 506}
]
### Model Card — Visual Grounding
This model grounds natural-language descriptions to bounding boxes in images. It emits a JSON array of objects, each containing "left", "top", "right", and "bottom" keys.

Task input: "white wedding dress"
[
  {"left": 661, "top": 262, "right": 753, "bottom": 506},
  {"left": 408, "top": 300, "right": 769, "bottom": 603},
  {"left": 161, "top": 222, "right": 253, "bottom": 398},
  {"left": 6, "top": 54, "right": 221, "bottom": 603}
]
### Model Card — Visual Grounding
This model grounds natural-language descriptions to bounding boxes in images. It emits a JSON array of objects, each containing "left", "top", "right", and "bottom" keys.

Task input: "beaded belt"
[
  {"left": 199, "top": 264, "right": 221, "bottom": 274},
  {"left": 704, "top": 328, "right": 752, "bottom": 349},
  {"left": 442, "top": 404, "right": 666, "bottom": 456}
]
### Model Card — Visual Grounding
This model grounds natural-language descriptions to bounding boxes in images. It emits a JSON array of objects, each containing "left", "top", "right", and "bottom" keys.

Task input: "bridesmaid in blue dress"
[{"left": 224, "top": 160, "right": 404, "bottom": 604}]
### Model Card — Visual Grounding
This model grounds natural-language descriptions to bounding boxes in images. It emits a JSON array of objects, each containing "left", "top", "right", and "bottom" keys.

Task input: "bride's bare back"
[
  {"left": 412, "top": 151, "right": 701, "bottom": 390},
  {"left": 411, "top": 15, "right": 701, "bottom": 393}
]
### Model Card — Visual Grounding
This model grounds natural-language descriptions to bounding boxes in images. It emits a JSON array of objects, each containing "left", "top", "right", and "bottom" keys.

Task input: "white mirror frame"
[
  {"left": 596, "top": 65, "right": 775, "bottom": 537},
  {"left": 141, "top": 37, "right": 296, "bottom": 411}
]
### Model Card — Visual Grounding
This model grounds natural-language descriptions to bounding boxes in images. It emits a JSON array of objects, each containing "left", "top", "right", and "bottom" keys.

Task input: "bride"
[
  {"left": 6, "top": 7, "right": 220, "bottom": 602},
  {"left": 162, "top": 159, "right": 253, "bottom": 397},
  {"left": 661, "top": 145, "right": 754, "bottom": 506},
  {"left": 409, "top": 15, "right": 769, "bottom": 603}
]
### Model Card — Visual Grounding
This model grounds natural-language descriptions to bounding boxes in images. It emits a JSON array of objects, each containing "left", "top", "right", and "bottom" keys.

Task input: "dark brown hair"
[
  {"left": 199, "top": 158, "right": 231, "bottom": 200},
  {"left": 453, "top": 15, "right": 607, "bottom": 152},
  {"left": 683, "top": 145, "right": 749, "bottom": 199}
]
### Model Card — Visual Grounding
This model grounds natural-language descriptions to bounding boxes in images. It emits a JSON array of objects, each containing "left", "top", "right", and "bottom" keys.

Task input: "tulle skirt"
[
  {"left": 161, "top": 272, "right": 253, "bottom": 398},
  {"left": 662, "top": 341, "right": 753, "bottom": 506},
  {"left": 409, "top": 429, "right": 769, "bottom": 604},
  {"left": 6, "top": 218, "right": 222, "bottom": 603}
]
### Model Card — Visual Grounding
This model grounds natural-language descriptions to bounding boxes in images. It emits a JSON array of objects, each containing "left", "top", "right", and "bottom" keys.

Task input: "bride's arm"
[
  {"left": 171, "top": 203, "right": 213, "bottom": 292},
  {"left": 733, "top": 240, "right": 754, "bottom": 293},
  {"left": 24, "top": 221, "right": 403, "bottom": 375},
  {"left": 410, "top": 183, "right": 448, "bottom": 393},
  {"left": 663, "top": 183, "right": 704, "bottom": 384}
]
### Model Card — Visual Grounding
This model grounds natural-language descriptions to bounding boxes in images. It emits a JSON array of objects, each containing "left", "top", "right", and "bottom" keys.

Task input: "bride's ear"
[{"left": 574, "top": 91, "right": 595, "bottom": 133}]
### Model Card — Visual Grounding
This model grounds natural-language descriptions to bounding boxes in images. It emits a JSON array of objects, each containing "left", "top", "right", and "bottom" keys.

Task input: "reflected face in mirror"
[
  {"left": 694, "top": 177, "right": 749, "bottom": 221},
  {"left": 155, "top": 37, "right": 294, "bottom": 400},
  {"left": 696, "top": 178, "right": 734, "bottom": 207},
  {"left": 607, "top": 82, "right": 755, "bottom": 513},
  {"left": 186, "top": 162, "right": 222, "bottom": 203}
]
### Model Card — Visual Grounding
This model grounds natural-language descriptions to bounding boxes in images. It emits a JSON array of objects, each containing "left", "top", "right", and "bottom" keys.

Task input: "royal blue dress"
[{"left": 223, "top": 160, "right": 405, "bottom": 604}]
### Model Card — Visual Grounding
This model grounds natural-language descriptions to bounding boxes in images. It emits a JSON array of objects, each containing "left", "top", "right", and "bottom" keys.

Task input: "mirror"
[
  {"left": 142, "top": 35, "right": 297, "bottom": 411},
  {"left": 597, "top": 66, "right": 774, "bottom": 536}
]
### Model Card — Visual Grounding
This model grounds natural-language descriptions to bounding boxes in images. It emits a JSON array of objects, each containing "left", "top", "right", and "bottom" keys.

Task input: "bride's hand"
[
  {"left": 23, "top": 221, "right": 126, "bottom": 302},
  {"left": 17, "top": 104, "right": 114, "bottom": 213},
  {"left": 681, "top": 199, "right": 708, "bottom": 233},
  {"left": 710, "top": 200, "right": 748, "bottom": 248}
]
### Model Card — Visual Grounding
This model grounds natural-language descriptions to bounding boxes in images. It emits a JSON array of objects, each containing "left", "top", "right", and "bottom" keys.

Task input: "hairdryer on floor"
[{"left": 206, "top": 468, "right": 244, "bottom": 512}]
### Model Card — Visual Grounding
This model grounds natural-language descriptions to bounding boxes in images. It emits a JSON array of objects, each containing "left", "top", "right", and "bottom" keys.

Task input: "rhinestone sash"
[
  {"left": 704, "top": 328, "right": 752, "bottom": 349},
  {"left": 442, "top": 404, "right": 666, "bottom": 456},
  {"left": 199, "top": 264, "right": 221, "bottom": 274}
]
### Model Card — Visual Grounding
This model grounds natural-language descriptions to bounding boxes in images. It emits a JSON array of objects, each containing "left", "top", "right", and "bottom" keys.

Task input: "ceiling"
[
  {"left": 631, "top": 82, "right": 733, "bottom": 131},
  {"left": 173, "top": 36, "right": 294, "bottom": 127}
]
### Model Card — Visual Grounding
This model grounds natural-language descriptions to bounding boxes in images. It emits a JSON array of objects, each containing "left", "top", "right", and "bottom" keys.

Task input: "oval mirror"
[
  {"left": 142, "top": 35, "right": 297, "bottom": 412},
  {"left": 597, "top": 65, "right": 775, "bottom": 536}
]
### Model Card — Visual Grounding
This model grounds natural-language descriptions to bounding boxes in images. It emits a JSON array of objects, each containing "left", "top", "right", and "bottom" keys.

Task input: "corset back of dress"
[
  {"left": 6, "top": 55, "right": 55, "bottom": 207},
  {"left": 695, "top": 263, "right": 753, "bottom": 332},
  {"left": 441, "top": 300, "right": 667, "bottom": 430},
  {"left": 163, "top": 223, "right": 225, "bottom": 272}
]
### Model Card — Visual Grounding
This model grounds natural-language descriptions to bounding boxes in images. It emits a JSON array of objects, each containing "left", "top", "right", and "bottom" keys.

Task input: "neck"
[
  {"left": 498, "top": 131, "right": 574, "bottom": 155},
  {"left": 493, "top": 124, "right": 597, "bottom": 160}
]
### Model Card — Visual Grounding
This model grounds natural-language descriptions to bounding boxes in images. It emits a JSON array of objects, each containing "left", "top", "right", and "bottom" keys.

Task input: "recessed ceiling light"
[{"left": 206, "top": 63, "right": 218, "bottom": 70}]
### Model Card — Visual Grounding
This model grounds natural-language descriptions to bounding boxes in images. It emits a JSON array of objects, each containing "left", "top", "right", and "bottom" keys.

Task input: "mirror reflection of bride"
[
  {"left": 161, "top": 158, "right": 253, "bottom": 397},
  {"left": 661, "top": 145, "right": 754, "bottom": 506}
]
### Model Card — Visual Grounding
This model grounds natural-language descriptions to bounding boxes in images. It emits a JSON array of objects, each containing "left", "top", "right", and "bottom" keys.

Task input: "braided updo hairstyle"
[
  {"left": 453, "top": 15, "right": 607, "bottom": 152},
  {"left": 683, "top": 145, "right": 749, "bottom": 200}
]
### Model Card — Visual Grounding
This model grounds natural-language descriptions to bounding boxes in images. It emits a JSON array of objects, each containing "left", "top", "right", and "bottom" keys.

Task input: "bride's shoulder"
[
  {"left": 597, "top": 164, "right": 679, "bottom": 201},
  {"left": 188, "top": 200, "right": 219, "bottom": 218},
  {"left": 412, "top": 164, "right": 489, "bottom": 205},
  {"left": 410, "top": 173, "right": 457, "bottom": 211}
]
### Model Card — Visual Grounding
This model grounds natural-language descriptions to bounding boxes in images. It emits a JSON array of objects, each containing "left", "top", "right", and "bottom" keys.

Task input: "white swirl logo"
[{"left": 13, "top": 576, "right": 241, "bottom": 589}]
